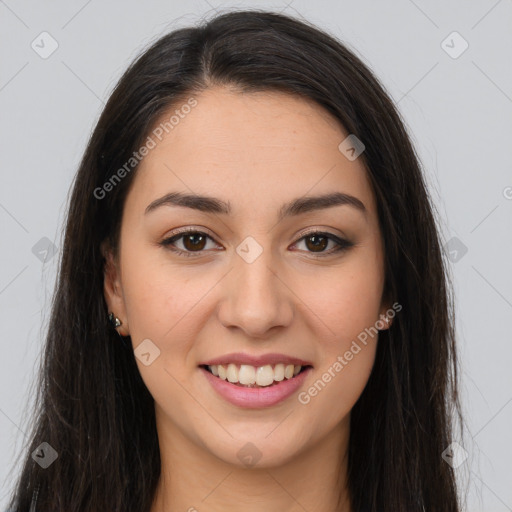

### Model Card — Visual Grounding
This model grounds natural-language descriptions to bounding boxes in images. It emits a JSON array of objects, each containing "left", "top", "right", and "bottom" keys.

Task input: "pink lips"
[{"left": 200, "top": 364, "right": 312, "bottom": 409}]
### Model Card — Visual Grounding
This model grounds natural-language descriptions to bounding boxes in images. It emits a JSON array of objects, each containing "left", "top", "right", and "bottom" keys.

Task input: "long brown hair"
[{"left": 7, "top": 9, "right": 463, "bottom": 511}]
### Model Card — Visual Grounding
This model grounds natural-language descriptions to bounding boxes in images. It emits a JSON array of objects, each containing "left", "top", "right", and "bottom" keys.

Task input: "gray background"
[{"left": 1, "top": 1, "right": 511, "bottom": 510}]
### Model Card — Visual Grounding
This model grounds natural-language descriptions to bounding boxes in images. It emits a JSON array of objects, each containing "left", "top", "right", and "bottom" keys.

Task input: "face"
[{"left": 103, "top": 86, "right": 391, "bottom": 468}]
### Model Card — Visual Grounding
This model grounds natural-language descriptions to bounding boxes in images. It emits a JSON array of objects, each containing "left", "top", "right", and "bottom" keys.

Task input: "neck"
[{"left": 150, "top": 409, "right": 352, "bottom": 512}]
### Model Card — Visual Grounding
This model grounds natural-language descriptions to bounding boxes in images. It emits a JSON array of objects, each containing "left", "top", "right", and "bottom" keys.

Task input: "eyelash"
[{"left": 159, "top": 227, "right": 353, "bottom": 258}]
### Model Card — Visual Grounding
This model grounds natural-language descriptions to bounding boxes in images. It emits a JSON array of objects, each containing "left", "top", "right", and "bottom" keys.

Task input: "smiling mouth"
[{"left": 200, "top": 363, "right": 313, "bottom": 388}]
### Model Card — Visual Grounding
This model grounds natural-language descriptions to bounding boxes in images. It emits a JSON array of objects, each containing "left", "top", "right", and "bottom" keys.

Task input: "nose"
[{"left": 216, "top": 247, "right": 294, "bottom": 338}]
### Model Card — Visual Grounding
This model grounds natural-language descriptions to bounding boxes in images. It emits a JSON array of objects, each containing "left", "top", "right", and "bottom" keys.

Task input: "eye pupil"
[
  {"left": 183, "top": 233, "right": 206, "bottom": 251},
  {"left": 305, "top": 234, "right": 328, "bottom": 252}
]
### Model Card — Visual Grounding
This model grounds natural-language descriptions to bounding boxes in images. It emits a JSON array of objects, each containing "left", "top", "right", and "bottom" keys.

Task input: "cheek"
[
  {"left": 119, "top": 254, "right": 212, "bottom": 422},
  {"left": 299, "top": 251, "right": 384, "bottom": 343},
  {"left": 294, "top": 249, "right": 383, "bottom": 416},
  {"left": 297, "top": 269, "right": 383, "bottom": 425},
  {"left": 119, "top": 246, "right": 226, "bottom": 399},
  {"left": 296, "top": 341, "right": 378, "bottom": 432},
  {"left": 120, "top": 242, "right": 216, "bottom": 342}
]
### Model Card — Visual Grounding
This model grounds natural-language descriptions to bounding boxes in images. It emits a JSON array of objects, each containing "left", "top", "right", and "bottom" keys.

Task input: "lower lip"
[{"left": 200, "top": 366, "right": 312, "bottom": 409}]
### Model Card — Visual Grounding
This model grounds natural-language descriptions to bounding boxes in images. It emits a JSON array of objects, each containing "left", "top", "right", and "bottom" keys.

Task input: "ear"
[
  {"left": 377, "top": 290, "right": 394, "bottom": 331},
  {"left": 101, "top": 241, "right": 130, "bottom": 336}
]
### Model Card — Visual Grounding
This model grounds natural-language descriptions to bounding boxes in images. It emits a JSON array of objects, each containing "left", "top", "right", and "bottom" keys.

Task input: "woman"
[{"left": 6, "top": 9, "right": 463, "bottom": 512}]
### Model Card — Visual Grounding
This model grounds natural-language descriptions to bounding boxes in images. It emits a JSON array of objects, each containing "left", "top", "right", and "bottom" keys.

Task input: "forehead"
[{"left": 125, "top": 86, "right": 377, "bottom": 220}]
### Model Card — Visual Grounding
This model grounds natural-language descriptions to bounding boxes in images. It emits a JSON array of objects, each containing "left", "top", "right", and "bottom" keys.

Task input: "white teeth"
[
  {"left": 238, "top": 364, "right": 256, "bottom": 385},
  {"left": 207, "top": 363, "right": 305, "bottom": 387},
  {"left": 218, "top": 365, "right": 227, "bottom": 380},
  {"left": 226, "top": 363, "right": 238, "bottom": 383},
  {"left": 274, "top": 363, "right": 285, "bottom": 381},
  {"left": 256, "top": 365, "right": 274, "bottom": 386}
]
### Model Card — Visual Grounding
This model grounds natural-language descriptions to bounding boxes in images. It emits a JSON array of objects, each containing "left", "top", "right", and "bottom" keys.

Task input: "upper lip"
[{"left": 200, "top": 352, "right": 313, "bottom": 367}]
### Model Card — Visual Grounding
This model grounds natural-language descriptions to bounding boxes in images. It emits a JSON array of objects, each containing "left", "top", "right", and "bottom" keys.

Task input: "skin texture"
[{"left": 103, "top": 86, "right": 391, "bottom": 512}]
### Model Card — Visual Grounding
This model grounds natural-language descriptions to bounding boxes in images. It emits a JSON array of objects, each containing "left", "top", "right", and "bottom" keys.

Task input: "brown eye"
[
  {"left": 182, "top": 233, "right": 207, "bottom": 251},
  {"left": 304, "top": 234, "right": 328, "bottom": 252},
  {"left": 160, "top": 230, "right": 222, "bottom": 257},
  {"left": 292, "top": 231, "right": 353, "bottom": 256}
]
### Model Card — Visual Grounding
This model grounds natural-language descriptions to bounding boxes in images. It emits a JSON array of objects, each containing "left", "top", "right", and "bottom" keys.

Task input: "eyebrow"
[{"left": 144, "top": 191, "right": 366, "bottom": 220}]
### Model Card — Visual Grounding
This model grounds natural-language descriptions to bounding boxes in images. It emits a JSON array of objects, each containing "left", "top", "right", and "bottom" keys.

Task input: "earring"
[
  {"left": 108, "top": 312, "right": 122, "bottom": 328},
  {"left": 379, "top": 315, "right": 392, "bottom": 329}
]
